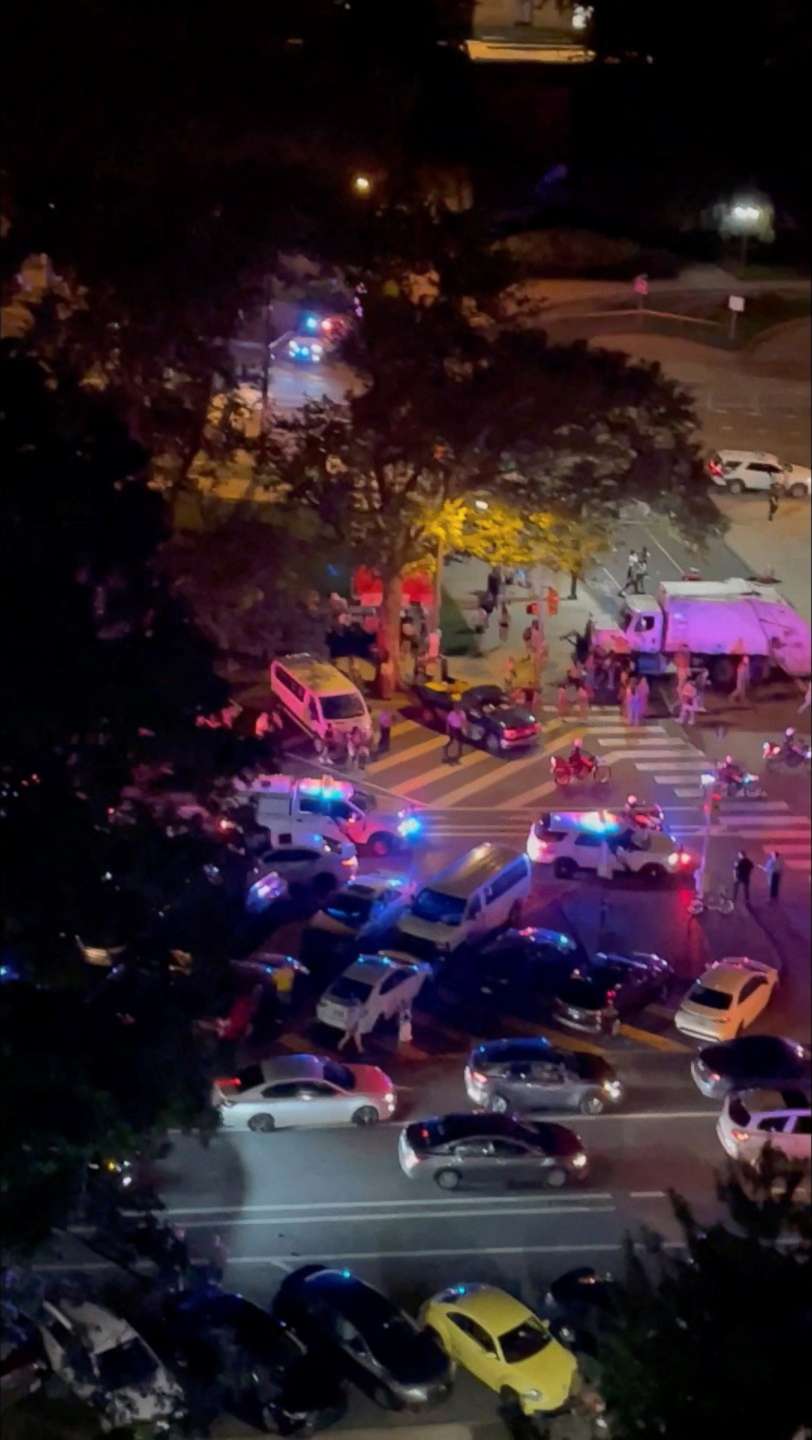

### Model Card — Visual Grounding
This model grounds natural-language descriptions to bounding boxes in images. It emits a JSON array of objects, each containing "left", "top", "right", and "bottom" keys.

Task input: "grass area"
[
  {"left": 707, "top": 290, "right": 810, "bottom": 345},
  {"left": 440, "top": 587, "right": 478, "bottom": 656}
]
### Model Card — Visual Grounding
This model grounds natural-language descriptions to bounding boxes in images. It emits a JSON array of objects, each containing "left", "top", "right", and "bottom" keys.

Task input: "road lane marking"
[
  {"left": 367, "top": 734, "right": 447, "bottom": 774},
  {"left": 158, "top": 1204, "right": 618, "bottom": 1228},
  {"left": 389, "top": 748, "right": 492, "bottom": 796},
  {"left": 618, "top": 1025, "right": 689, "bottom": 1053},
  {"left": 629, "top": 1190, "right": 669, "bottom": 1199},
  {"left": 489, "top": 730, "right": 587, "bottom": 809},
  {"left": 155, "top": 1194, "right": 615, "bottom": 1214}
]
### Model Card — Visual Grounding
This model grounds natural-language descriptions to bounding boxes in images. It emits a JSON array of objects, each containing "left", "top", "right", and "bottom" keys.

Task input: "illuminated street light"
[
  {"left": 716, "top": 194, "right": 774, "bottom": 267},
  {"left": 352, "top": 174, "right": 372, "bottom": 196}
]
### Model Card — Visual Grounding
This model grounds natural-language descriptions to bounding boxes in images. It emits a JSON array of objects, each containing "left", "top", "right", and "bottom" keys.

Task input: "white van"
[
  {"left": 394, "top": 843, "right": 531, "bottom": 959},
  {"left": 270, "top": 654, "right": 372, "bottom": 743}
]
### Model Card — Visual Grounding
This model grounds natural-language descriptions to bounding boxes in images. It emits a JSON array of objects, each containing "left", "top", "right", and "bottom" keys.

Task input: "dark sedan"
[
  {"left": 436, "top": 927, "right": 583, "bottom": 1025},
  {"left": 691, "top": 1035, "right": 811, "bottom": 1100},
  {"left": 464, "top": 1037, "right": 624, "bottom": 1116},
  {"left": 398, "top": 1112, "right": 590, "bottom": 1190},
  {"left": 413, "top": 682, "right": 539, "bottom": 753},
  {"left": 553, "top": 951, "right": 672, "bottom": 1036},
  {"left": 273, "top": 1267, "right": 452, "bottom": 1411},
  {"left": 543, "top": 1267, "right": 619, "bottom": 1357},
  {"left": 151, "top": 1285, "right": 346, "bottom": 1434}
]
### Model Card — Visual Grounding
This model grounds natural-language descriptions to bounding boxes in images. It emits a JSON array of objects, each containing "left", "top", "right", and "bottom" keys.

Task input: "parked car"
[
  {"left": 273, "top": 1266, "right": 453, "bottom": 1410},
  {"left": 552, "top": 951, "right": 672, "bottom": 1036},
  {"left": 247, "top": 833, "right": 357, "bottom": 906},
  {"left": 464, "top": 1038, "right": 624, "bottom": 1116},
  {"left": 213, "top": 1054, "right": 397, "bottom": 1131},
  {"left": 37, "top": 1296, "right": 185, "bottom": 1433},
  {"left": 412, "top": 681, "right": 540, "bottom": 754},
  {"left": 436, "top": 927, "right": 582, "bottom": 1023},
  {"left": 420, "top": 1283, "right": 578, "bottom": 1416},
  {"left": 398, "top": 1112, "right": 589, "bottom": 1190},
  {"left": 675, "top": 957, "right": 779, "bottom": 1042},
  {"left": 301, "top": 873, "right": 414, "bottom": 967},
  {"left": 543, "top": 1267, "right": 618, "bottom": 1356},
  {"left": 153, "top": 1284, "right": 346, "bottom": 1434},
  {"left": 706, "top": 449, "right": 787, "bottom": 494},
  {"left": 716, "top": 1088, "right": 811, "bottom": 1168},
  {"left": 691, "top": 1035, "right": 810, "bottom": 1100},
  {"left": 316, "top": 954, "right": 432, "bottom": 1037}
]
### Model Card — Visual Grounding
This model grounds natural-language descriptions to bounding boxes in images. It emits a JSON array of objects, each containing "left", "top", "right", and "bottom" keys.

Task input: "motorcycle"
[
  {"left": 762, "top": 734, "right": 811, "bottom": 771},
  {"left": 711, "top": 763, "right": 765, "bottom": 799},
  {"left": 551, "top": 750, "right": 611, "bottom": 789}
]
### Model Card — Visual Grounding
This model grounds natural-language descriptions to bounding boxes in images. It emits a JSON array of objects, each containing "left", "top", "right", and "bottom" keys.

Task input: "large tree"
[
  {"left": 256, "top": 294, "right": 715, "bottom": 679},
  {"left": 598, "top": 1156, "right": 811, "bottom": 1439}
]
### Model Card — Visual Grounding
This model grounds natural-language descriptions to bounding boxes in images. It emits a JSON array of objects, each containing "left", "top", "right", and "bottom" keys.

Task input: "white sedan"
[
  {"left": 213, "top": 1053, "right": 397, "bottom": 1131},
  {"left": 675, "top": 957, "right": 779, "bottom": 1042},
  {"left": 316, "top": 953, "right": 432, "bottom": 1036}
]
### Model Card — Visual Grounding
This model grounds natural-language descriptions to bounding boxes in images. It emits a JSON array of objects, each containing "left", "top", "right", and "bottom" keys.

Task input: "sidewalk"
[{"left": 712, "top": 494, "right": 811, "bottom": 625}]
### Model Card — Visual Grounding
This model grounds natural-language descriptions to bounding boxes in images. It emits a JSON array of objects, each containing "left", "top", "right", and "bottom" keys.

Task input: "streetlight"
[
  {"left": 717, "top": 195, "right": 773, "bottom": 268},
  {"left": 352, "top": 174, "right": 372, "bottom": 196}
]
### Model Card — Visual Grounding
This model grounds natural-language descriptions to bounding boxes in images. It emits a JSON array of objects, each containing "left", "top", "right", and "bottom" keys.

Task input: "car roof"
[
  {"left": 540, "top": 810, "right": 624, "bottom": 834},
  {"left": 422, "top": 843, "right": 526, "bottom": 898},
  {"left": 339, "top": 874, "right": 405, "bottom": 899},
  {"left": 474, "top": 1038, "right": 553, "bottom": 1064},
  {"left": 716, "top": 449, "right": 781, "bottom": 466},
  {"left": 437, "top": 1285, "right": 532, "bottom": 1331},
  {"left": 259, "top": 1055, "right": 326, "bottom": 1084},
  {"left": 732, "top": 1087, "right": 811, "bottom": 1114},
  {"left": 699, "top": 957, "right": 777, "bottom": 994},
  {"left": 273, "top": 654, "right": 362, "bottom": 697},
  {"left": 342, "top": 954, "right": 412, "bottom": 980}
]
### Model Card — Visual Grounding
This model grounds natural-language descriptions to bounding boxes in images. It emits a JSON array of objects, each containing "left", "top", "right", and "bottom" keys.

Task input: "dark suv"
[
  {"left": 464, "top": 1038, "right": 624, "bottom": 1115},
  {"left": 436, "top": 928, "right": 582, "bottom": 1025},
  {"left": 553, "top": 951, "right": 671, "bottom": 1035}
]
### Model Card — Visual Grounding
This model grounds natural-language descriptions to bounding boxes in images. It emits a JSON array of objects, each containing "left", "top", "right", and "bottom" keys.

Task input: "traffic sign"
[
  {"left": 728, "top": 294, "right": 745, "bottom": 312},
  {"left": 633, "top": 274, "right": 649, "bottom": 297}
]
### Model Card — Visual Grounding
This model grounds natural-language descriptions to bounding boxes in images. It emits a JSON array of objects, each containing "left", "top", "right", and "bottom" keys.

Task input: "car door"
[
  {"left": 573, "top": 833, "right": 602, "bottom": 871},
  {"left": 377, "top": 968, "right": 407, "bottom": 1022},
  {"left": 738, "top": 975, "right": 770, "bottom": 1029},
  {"left": 528, "top": 1060, "right": 573, "bottom": 1110},
  {"left": 745, "top": 461, "right": 780, "bottom": 492},
  {"left": 785, "top": 1111, "right": 812, "bottom": 1163},
  {"left": 448, "top": 1139, "right": 497, "bottom": 1186},
  {"left": 445, "top": 1312, "right": 500, "bottom": 1389},
  {"left": 246, "top": 1081, "right": 301, "bottom": 1127},
  {"left": 291, "top": 1080, "right": 350, "bottom": 1127}
]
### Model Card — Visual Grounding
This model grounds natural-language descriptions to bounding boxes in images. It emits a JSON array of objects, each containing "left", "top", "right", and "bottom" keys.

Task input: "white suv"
[
  {"left": 527, "top": 810, "right": 695, "bottom": 883},
  {"left": 316, "top": 953, "right": 432, "bottom": 1037},
  {"left": 717, "top": 1087, "right": 811, "bottom": 1167},
  {"left": 707, "top": 449, "right": 811, "bottom": 497}
]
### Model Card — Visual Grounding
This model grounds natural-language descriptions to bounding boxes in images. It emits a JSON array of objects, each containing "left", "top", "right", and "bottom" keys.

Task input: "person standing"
[
  {"left": 444, "top": 702, "right": 465, "bottom": 764},
  {"left": 635, "top": 673, "right": 650, "bottom": 724},
  {"left": 622, "top": 676, "right": 638, "bottom": 725},
  {"left": 732, "top": 850, "right": 754, "bottom": 905},
  {"left": 761, "top": 850, "right": 785, "bottom": 902},
  {"left": 619, "top": 550, "right": 639, "bottom": 595},
  {"left": 557, "top": 683, "right": 570, "bottom": 719},
  {"left": 499, "top": 600, "right": 510, "bottom": 645},
  {"left": 732, "top": 654, "right": 750, "bottom": 705},
  {"left": 768, "top": 482, "right": 781, "bottom": 522},
  {"left": 678, "top": 677, "right": 698, "bottom": 726},
  {"left": 694, "top": 664, "right": 710, "bottom": 713},
  {"left": 397, "top": 1002, "right": 413, "bottom": 1049},
  {"left": 487, "top": 567, "right": 501, "bottom": 603},
  {"left": 376, "top": 706, "right": 392, "bottom": 755},
  {"left": 674, "top": 646, "right": 691, "bottom": 699},
  {"left": 633, "top": 548, "right": 649, "bottom": 594},
  {"left": 576, "top": 683, "right": 590, "bottom": 719},
  {"left": 337, "top": 1008, "right": 365, "bottom": 1055},
  {"left": 345, "top": 729, "right": 358, "bottom": 768}
]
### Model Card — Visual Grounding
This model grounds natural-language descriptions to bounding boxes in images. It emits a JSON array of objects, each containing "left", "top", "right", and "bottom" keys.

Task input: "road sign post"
[
  {"left": 633, "top": 273, "right": 649, "bottom": 323},
  {"left": 728, "top": 293, "right": 745, "bottom": 342}
]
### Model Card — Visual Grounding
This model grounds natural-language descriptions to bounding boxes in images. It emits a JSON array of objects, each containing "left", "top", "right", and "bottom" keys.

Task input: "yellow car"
[{"left": 419, "top": 1283, "right": 578, "bottom": 1415}]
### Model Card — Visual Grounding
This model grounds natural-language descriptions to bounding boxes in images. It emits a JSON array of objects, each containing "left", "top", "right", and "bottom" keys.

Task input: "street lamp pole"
[{"left": 260, "top": 275, "right": 273, "bottom": 438}]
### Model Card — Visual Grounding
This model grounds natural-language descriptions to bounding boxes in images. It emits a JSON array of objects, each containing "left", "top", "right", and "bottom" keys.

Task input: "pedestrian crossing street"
[{"left": 361, "top": 708, "right": 811, "bottom": 874}]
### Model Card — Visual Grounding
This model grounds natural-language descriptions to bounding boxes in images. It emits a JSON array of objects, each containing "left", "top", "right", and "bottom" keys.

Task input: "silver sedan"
[{"left": 213, "top": 1053, "right": 397, "bottom": 1132}]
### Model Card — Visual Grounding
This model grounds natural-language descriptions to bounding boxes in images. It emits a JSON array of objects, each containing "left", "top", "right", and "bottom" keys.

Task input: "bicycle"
[{"left": 688, "top": 888, "right": 734, "bottom": 917}]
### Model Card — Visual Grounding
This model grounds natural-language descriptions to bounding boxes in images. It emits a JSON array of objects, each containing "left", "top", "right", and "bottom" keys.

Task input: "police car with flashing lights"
[
  {"left": 251, "top": 774, "right": 422, "bottom": 856},
  {"left": 287, "top": 312, "right": 350, "bottom": 364},
  {"left": 527, "top": 809, "right": 695, "bottom": 883}
]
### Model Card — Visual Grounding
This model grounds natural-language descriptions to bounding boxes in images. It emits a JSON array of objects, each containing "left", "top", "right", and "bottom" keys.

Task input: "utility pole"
[{"left": 259, "top": 275, "right": 273, "bottom": 438}]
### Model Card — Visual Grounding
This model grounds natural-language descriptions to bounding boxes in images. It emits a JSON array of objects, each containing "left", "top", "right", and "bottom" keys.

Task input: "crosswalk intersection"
[{"left": 356, "top": 707, "right": 811, "bottom": 875}]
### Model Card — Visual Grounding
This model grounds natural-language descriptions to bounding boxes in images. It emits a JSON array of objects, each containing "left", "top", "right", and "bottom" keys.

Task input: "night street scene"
[{"left": 3, "top": 3, "right": 812, "bottom": 1438}]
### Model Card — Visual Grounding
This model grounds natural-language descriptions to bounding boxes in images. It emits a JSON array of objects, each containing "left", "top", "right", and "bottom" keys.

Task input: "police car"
[{"left": 526, "top": 809, "right": 694, "bottom": 883}]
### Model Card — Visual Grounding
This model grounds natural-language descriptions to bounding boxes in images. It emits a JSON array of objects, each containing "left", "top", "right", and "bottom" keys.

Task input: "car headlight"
[
  {"left": 603, "top": 1080, "right": 622, "bottom": 1098},
  {"left": 571, "top": 1152, "right": 588, "bottom": 1169},
  {"left": 558, "top": 1324, "right": 576, "bottom": 1345},
  {"left": 522, "top": 1388, "right": 542, "bottom": 1401}
]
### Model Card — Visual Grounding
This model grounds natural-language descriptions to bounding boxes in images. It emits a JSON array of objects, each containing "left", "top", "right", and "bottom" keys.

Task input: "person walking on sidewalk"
[
  {"left": 444, "top": 702, "right": 465, "bottom": 764},
  {"left": 376, "top": 706, "right": 392, "bottom": 755},
  {"left": 498, "top": 600, "right": 510, "bottom": 645},
  {"left": 732, "top": 654, "right": 750, "bottom": 705},
  {"left": 633, "top": 547, "right": 649, "bottom": 594},
  {"left": 619, "top": 550, "right": 639, "bottom": 595},
  {"left": 732, "top": 850, "right": 754, "bottom": 906},
  {"left": 761, "top": 850, "right": 785, "bottom": 902},
  {"left": 768, "top": 482, "right": 781, "bottom": 522}
]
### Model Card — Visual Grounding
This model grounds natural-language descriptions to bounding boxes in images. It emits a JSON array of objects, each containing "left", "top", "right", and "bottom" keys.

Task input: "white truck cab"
[{"left": 250, "top": 774, "right": 419, "bottom": 855}]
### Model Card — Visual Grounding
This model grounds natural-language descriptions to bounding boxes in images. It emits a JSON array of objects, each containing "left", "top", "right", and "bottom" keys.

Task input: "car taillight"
[
  {"left": 216, "top": 1076, "right": 241, "bottom": 1088},
  {"left": 707, "top": 460, "right": 723, "bottom": 476},
  {"left": 731, "top": 1129, "right": 750, "bottom": 1144},
  {"left": 503, "top": 729, "right": 518, "bottom": 740},
  {"left": 471, "top": 1071, "right": 488, "bottom": 1086}
]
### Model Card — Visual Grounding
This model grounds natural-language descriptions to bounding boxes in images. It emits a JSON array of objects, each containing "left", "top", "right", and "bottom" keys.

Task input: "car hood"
[
  {"left": 348, "top": 1064, "right": 394, "bottom": 1096},
  {"left": 398, "top": 914, "right": 459, "bottom": 945},
  {"left": 487, "top": 705, "right": 537, "bottom": 728},
  {"left": 507, "top": 1336, "right": 577, "bottom": 1408}
]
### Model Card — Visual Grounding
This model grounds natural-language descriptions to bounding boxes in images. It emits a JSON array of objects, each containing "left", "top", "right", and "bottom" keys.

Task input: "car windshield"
[
  {"left": 322, "top": 694, "right": 365, "bottom": 720},
  {"left": 322, "top": 1060, "right": 355, "bottom": 1090},
  {"left": 325, "top": 893, "right": 373, "bottom": 927},
  {"left": 689, "top": 984, "right": 731, "bottom": 1011},
  {"left": 499, "top": 1320, "right": 551, "bottom": 1365},
  {"left": 412, "top": 889, "right": 465, "bottom": 925},
  {"left": 96, "top": 1337, "right": 158, "bottom": 1391},
  {"left": 329, "top": 975, "right": 374, "bottom": 1004}
]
